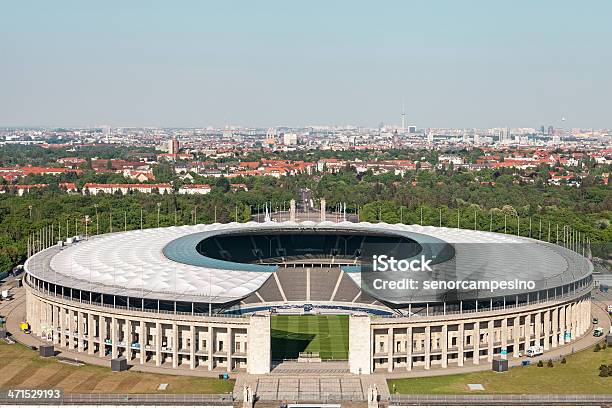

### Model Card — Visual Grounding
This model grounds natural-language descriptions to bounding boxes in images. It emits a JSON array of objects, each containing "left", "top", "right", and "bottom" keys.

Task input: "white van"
[{"left": 526, "top": 345, "right": 544, "bottom": 357}]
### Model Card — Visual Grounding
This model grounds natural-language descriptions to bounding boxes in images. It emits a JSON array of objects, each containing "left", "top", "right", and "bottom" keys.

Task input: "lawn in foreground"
[
  {"left": 271, "top": 314, "right": 349, "bottom": 360},
  {"left": 0, "top": 342, "right": 234, "bottom": 394},
  {"left": 388, "top": 345, "right": 612, "bottom": 394}
]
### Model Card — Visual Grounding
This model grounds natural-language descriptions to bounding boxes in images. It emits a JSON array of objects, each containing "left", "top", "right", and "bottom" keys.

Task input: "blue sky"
[{"left": 1, "top": 1, "right": 610, "bottom": 128}]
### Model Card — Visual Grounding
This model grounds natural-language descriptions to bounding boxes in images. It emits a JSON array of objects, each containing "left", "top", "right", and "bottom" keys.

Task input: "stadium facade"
[{"left": 24, "top": 219, "right": 593, "bottom": 375}]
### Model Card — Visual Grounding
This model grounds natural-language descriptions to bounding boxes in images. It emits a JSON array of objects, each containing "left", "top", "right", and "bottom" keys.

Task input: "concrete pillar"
[
  {"left": 87, "top": 313, "right": 94, "bottom": 355},
  {"left": 569, "top": 303, "right": 576, "bottom": 341},
  {"left": 111, "top": 317, "right": 118, "bottom": 359},
  {"left": 387, "top": 327, "right": 394, "bottom": 372},
  {"left": 513, "top": 316, "right": 520, "bottom": 357},
  {"left": 487, "top": 320, "right": 494, "bottom": 362},
  {"left": 208, "top": 328, "right": 214, "bottom": 370},
  {"left": 172, "top": 323, "right": 179, "bottom": 368},
  {"left": 457, "top": 323, "right": 464, "bottom": 367},
  {"left": 289, "top": 199, "right": 296, "bottom": 222},
  {"left": 99, "top": 315, "right": 106, "bottom": 358},
  {"left": 406, "top": 326, "right": 413, "bottom": 371},
  {"left": 227, "top": 326, "right": 233, "bottom": 372},
  {"left": 140, "top": 321, "right": 146, "bottom": 365},
  {"left": 472, "top": 322, "right": 479, "bottom": 365},
  {"left": 551, "top": 308, "right": 559, "bottom": 348},
  {"left": 190, "top": 325, "right": 196, "bottom": 370},
  {"left": 559, "top": 306, "right": 566, "bottom": 346},
  {"left": 77, "top": 312, "right": 84, "bottom": 352},
  {"left": 58, "top": 307, "right": 65, "bottom": 347},
  {"left": 543, "top": 310, "right": 551, "bottom": 351},
  {"left": 67, "top": 310, "right": 74, "bottom": 350},
  {"left": 126, "top": 319, "right": 133, "bottom": 361},
  {"left": 155, "top": 322, "right": 162, "bottom": 366},
  {"left": 248, "top": 314, "right": 272, "bottom": 374},
  {"left": 525, "top": 314, "right": 532, "bottom": 346},
  {"left": 501, "top": 318, "right": 508, "bottom": 359},
  {"left": 51, "top": 305, "right": 58, "bottom": 344},
  {"left": 424, "top": 325, "right": 431, "bottom": 369},
  {"left": 534, "top": 311, "right": 542, "bottom": 347},
  {"left": 320, "top": 199, "right": 326, "bottom": 222},
  {"left": 441, "top": 325, "right": 448, "bottom": 368}
]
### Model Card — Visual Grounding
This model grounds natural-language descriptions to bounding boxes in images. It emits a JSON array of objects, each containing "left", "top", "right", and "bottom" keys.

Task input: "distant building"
[
  {"left": 283, "top": 133, "right": 298, "bottom": 146},
  {"left": 178, "top": 184, "right": 212, "bottom": 195},
  {"left": 83, "top": 183, "right": 173, "bottom": 195},
  {"left": 408, "top": 125, "right": 417, "bottom": 133},
  {"left": 168, "top": 138, "right": 180, "bottom": 155}
]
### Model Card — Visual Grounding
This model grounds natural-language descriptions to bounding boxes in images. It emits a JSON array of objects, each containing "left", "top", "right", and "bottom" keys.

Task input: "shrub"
[
  {"left": 561, "top": 357, "right": 567, "bottom": 364},
  {"left": 547, "top": 359, "right": 554, "bottom": 367},
  {"left": 594, "top": 344, "right": 601, "bottom": 352},
  {"left": 537, "top": 360, "right": 544, "bottom": 367}
]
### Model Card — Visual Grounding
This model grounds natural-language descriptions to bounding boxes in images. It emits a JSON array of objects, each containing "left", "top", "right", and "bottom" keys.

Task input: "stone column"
[
  {"left": 208, "top": 327, "right": 214, "bottom": 370},
  {"left": 248, "top": 314, "right": 272, "bottom": 374},
  {"left": 227, "top": 327, "right": 233, "bottom": 372},
  {"left": 551, "top": 308, "right": 559, "bottom": 348},
  {"left": 387, "top": 327, "right": 394, "bottom": 372},
  {"left": 58, "top": 307, "right": 65, "bottom": 347},
  {"left": 67, "top": 309, "right": 74, "bottom": 350},
  {"left": 487, "top": 320, "right": 494, "bottom": 362},
  {"left": 441, "top": 325, "right": 448, "bottom": 368},
  {"left": 501, "top": 318, "right": 508, "bottom": 360},
  {"left": 289, "top": 199, "right": 296, "bottom": 222},
  {"left": 320, "top": 199, "right": 326, "bottom": 222},
  {"left": 51, "top": 304, "right": 58, "bottom": 344},
  {"left": 525, "top": 314, "right": 532, "bottom": 346},
  {"left": 472, "top": 322, "right": 479, "bottom": 365},
  {"left": 87, "top": 313, "right": 94, "bottom": 355},
  {"left": 111, "top": 317, "right": 118, "bottom": 359},
  {"left": 172, "top": 323, "right": 179, "bottom": 368},
  {"left": 406, "top": 326, "right": 413, "bottom": 371},
  {"left": 513, "top": 316, "right": 520, "bottom": 357},
  {"left": 99, "top": 315, "right": 106, "bottom": 357},
  {"left": 155, "top": 322, "right": 162, "bottom": 366},
  {"left": 140, "top": 320, "right": 146, "bottom": 365},
  {"left": 424, "top": 325, "right": 431, "bottom": 369},
  {"left": 126, "top": 319, "right": 133, "bottom": 361},
  {"left": 534, "top": 311, "right": 542, "bottom": 347},
  {"left": 558, "top": 306, "right": 566, "bottom": 346},
  {"left": 457, "top": 323, "right": 464, "bottom": 367},
  {"left": 77, "top": 312, "right": 84, "bottom": 352},
  {"left": 190, "top": 325, "right": 196, "bottom": 370},
  {"left": 543, "top": 310, "right": 551, "bottom": 351},
  {"left": 569, "top": 303, "right": 577, "bottom": 341}
]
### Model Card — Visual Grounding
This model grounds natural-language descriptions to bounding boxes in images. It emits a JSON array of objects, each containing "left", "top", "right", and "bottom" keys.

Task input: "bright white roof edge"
[{"left": 25, "top": 221, "right": 591, "bottom": 303}]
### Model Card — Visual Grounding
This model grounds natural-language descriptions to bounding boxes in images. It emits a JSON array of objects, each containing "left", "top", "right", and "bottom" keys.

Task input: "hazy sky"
[{"left": 1, "top": 1, "right": 611, "bottom": 128}]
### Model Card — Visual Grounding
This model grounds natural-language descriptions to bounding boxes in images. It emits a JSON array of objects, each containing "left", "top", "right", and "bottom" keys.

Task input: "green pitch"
[{"left": 271, "top": 314, "right": 349, "bottom": 360}]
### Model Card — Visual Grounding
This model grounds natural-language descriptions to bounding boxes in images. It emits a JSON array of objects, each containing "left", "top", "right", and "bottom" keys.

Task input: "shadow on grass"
[{"left": 271, "top": 329, "right": 316, "bottom": 360}]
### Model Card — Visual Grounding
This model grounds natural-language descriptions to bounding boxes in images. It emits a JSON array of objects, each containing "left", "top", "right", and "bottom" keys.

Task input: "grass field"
[
  {"left": 388, "top": 344, "right": 612, "bottom": 394},
  {"left": 271, "top": 314, "right": 349, "bottom": 360},
  {"left": 0, "top": 342, "right": 234, "bottom": 394}
]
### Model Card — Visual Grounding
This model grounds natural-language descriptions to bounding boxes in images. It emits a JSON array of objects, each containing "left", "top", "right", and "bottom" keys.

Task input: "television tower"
[{"left": 401, "top": 103, "right": 406, "bottom": 132}]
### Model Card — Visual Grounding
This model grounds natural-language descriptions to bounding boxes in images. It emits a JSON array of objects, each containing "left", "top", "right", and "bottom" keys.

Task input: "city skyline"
[{"left": 1, "top": 1, "right": 611, "bottom": 128}]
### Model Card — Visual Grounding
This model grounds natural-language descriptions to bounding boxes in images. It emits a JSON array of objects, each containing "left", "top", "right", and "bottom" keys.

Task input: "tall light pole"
[
  {"left": 140, "top": 208, "right": 143, "bottom": 229},
  {"left": 157, "top": 203, "right": 161, "bottom": 227},
  {"left": 94, "top": 204, "right": 99, "bottom": 235}
]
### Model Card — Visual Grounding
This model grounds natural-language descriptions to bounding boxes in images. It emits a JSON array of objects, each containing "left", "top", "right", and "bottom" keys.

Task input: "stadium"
[{"left": 23, "top": 212, "right": 594, "bottom": 375}]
